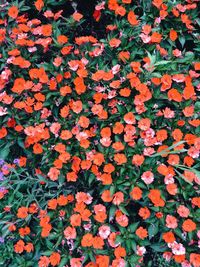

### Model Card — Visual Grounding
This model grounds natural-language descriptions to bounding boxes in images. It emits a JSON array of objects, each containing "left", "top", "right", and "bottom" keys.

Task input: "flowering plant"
[{"left": 0, "top": 0, "right": 200, "bottom": 266}]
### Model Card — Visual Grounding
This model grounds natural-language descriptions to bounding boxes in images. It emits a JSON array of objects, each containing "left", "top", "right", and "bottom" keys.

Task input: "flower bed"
[{"left": 0, "top": 0, "right": 200, "bottom": 266}]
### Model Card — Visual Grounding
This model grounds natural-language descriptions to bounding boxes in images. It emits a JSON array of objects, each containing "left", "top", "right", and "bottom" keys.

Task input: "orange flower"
[
  {"left": 182, "top": 219, "right": 196, "bottom": 232},
  {"left": 72, "top": 12, "right": 83, "bottom": 21},
  {"left": 35, "top": 0, "right": 44, "bottom": 11},
  {"left": 124, "top": 112, "right": 135, "bottom": 124},
  {"left": 109, "top": 38, "right": 121, "bottom": 48},
  {"left": 190, "top": 253, "right": 200, "bottom": 267},
  {"left": 194, "top": 62, "right": 200, "bottom": 71},
  {"left": 96, "top": 255, "right": 110, "bottom": 267},
  {"left": 166, "top": 183, "right": 177, "bottom": 195},
  {"left": 41, "top": 25, "right": 52, "bottom": 36},
  {"left": 48, "top": 199, "right": 57, "bottom": 210},
  {"left": 57, "top": 35, "right": 68, "bottom": 44},
  {"left": 130, "top": 187, "right": 142, "bottom": 200},
  {"left": 132, "top": 154, "right": 144, "bottom": 166},
  {"left": 169, "top": 29, "right": 178, "bottom": 41},
  {"left": 135, "top": 226, "right": 148, "bottom": 239},
  {"left": 148, "top": 189, "right": 165, "bottom": 207},
  {"left": 114, "top": 153, "right": 127, "bottom": 165},
  {"left": 47, "top": 167, "right": 60, "bottom": 181},
  {"left": 8, "top": 6, "right": 19, "bottom": 19},
  {"left": 115, "top": 6, "right": 126, "bottom": 16},
  {"left": 127, "top": 10, "right": 139, "bottom": 26},
  {"left": 138, "top": 207, "right": 150, "bottom": 220},
  {"left": 74, "top": 77, "right": 86, "bottom": 95},
  {"left": 118, "top": 51, "right": 130, "bottom": 62},
  {"left": 70, "top": 214, "right": 81, "bottom": 227},
  {"left": 66, "top": 171, "right": 78, "bottom": 182},
  {"left": 0, "top": 128, "right": 7, "bottom": 139},
  {"left": 19, "top": 226, "right": 30, "bottom": 237},
  {"left": 101, "top": 190, "right": 113, "bottom": 202},
  {"left": 39, "top": 256, "right": 50, "bottom": 267},
  {"left": 49, "top": 252, "right": 61, "bottom": 266},
  {"left": 114, "top": 246, "right": 126, "bottom": 258},
  {"left": 33, "top": 143, "right": 43, "bottom": 154},
  {"left": 17, "top": 207, "right": 29, "bottom": 219},
  {"left": 138, "top": 118, "right": 151, "bottom": 130},
  {"left": 93, "top": 236, "right": 104, "bottom": 249},
  {"left": 14, "top": 240, "right": 25, "bottom": 253},
  {"left": 25, "top": 242, "right": 34, "bottom": 253},
  {"left": 163, "top": 232, "right": 176, "bottom": 243},
  {"left": 115, "top": 211, "right": 128, "bottom": 227},
  {"left": 12, "top": 78, "right": 26, "bottom": 94},
  {"left": 81, "top": 233, "right": 93, "bottom": 247},
  {"left": 168, "top": 88, "right": 182, "bottom": 102},
  {"left": 151, "top": 32, "right": 162, "bottom": 43}
]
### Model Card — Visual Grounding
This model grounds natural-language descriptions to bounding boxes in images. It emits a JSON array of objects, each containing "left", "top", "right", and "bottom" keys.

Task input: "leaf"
[
  {"left": 150, "top": 141, "right": 186, "bottom": 157},
  {"left": 176, "top": 168, "right": 193, "bottom": 183},
  {"left": 148, "top": 223, "right": 159, "bottom": 239},
  {"left": 119, "top": 205, "right": 129, "bottom": 216},
  {"left": 151, "top": 242, "right": 167, "bottom": 252},
  {"left": 154, "top": 60, "right": 171, "bottom": 66},
  {"left": 58, "top": 257, "right": 68, "bottom": 267},
  {"left": 129, "top": 222, "right": 139, "bottom": 232},
  {"left": 109, "top": 205, "right": 116, "bottom": 221},
  {"left": 0, "top": 144, "right": 11, "bottom": 160}
]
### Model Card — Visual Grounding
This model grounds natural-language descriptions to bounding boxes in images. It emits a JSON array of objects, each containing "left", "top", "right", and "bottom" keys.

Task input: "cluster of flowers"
[{"left": 0, "top": 0, "right": 200, "bottom": 266}]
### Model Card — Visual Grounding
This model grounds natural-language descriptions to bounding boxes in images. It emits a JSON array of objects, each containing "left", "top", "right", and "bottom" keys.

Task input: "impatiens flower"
[
  {"left": 14, "top": 240, "right": 25, "bottom": 254},
  {"left": 49, "top": 252, "right": 61, "bottom": 266},
  {"left": 64, "top": 226, "right": 77, "bottom": 240},
  {"left": 182, "top": 219, "right": 196, "bottom": 232},
  {"left": 38, "top": 256, "right": 50, "bottom": 267},
  {"left": 8, "top": 6, "right": 18, "bottom": 19},
  {"left": 72, "top": 12, "right": 83, "bottom": 22},
  {"left": 70, "top": 258, "right": 82, "bottom": 267},
  {"left": 177, "top": 205, "right": 190, "bottom": 218},
  {"left": 168, "top": 242, "right": 186, "bottom": 256},
  {"left": 109, "top": 38, "right": 121, "bottom": 48},
  {"left": 136, "top": 246, "right": 146, "bottom": 256},
  {"left": 98, "top": 225, "right": 111, "bottom": 239},
  {"left": 141, "top": 171, "right": 154, "bottom": 184},
  {"left": 166, "top": 215, "right": 178, "bottom": 229},
  {"left": 135, "top": 227, "right": 148, "bottom": 239}
]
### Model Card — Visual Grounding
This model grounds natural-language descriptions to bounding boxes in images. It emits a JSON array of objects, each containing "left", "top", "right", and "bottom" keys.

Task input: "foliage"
[{"left": 0, "top": 0, "right": 200, "bottom": 266}]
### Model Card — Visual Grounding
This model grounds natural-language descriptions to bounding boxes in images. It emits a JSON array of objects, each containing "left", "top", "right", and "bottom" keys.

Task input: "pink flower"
[
  {"left": 112, "top": 192, "right": 124, "bottom": 205},
  {"left": 164, "top": 174, "right": 175, "bottom": 184},
  {"left": 112, "top": 64, "right": 120, "bottom": 74},
  {"left": 163, "top": 107, "right": 175, "bottom": 119},
  {"left": 112, "top": 258, "right": 126, "bottom": 267},
  {"left": 53, "top": 57, "right": 62, "bottom": 67},
  {"left": 64, "top": 226, "right": 76, "bottom": 240},
  {"left": 136, "top": 246, "right": 146, "bottom": 256},
  {"left": 140, "top": 33, "right": 151, "bottom": 44},
  {"left": 70, "top": 258, "right": 82, "bottom": 267},
  {"left": 141, "top": 171, "right": 154, "bottom": 185},
  {"left": 168, "top": 241, "right": 186, "bottom": 255},
  {"left": 166, "top": 215, "right": 178, "bottom": 229},
  {"left": 177, "top": 205, "right": 190, "bottom": 218},
  {"left": 94, "top": 204, "right": 106, "bottom": 214},
  {"left": 50, "top": 122, "right": 61, "bottom": 135},
  {"left": 188, "top": 147, "right": 199, "bottom": 159},
  {"left": 181, "top": 261, "right": 192, "bottom": 267},
  {"left": 143, "top": 147, "right": 155, "bottom": 156},
  {"left": 98, "top": 225, "right": 111, "bottom": 239},
  {"left": 163, "top": 252, "right": 173, "bottom": 261}
]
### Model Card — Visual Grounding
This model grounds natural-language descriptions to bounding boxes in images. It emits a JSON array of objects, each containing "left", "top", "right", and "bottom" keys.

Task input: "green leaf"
[
  {"left": 151, "top": 242, "right": 167, "bottom": 252},
  {"left": 129, "top": 222, "right": 139, "bottom": 233},
  {"left": 148, "top": 222, "right": 159, "bottom": 239},
  {"left": 0, "top": 144, "right": 11, "bottom": 160}
]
